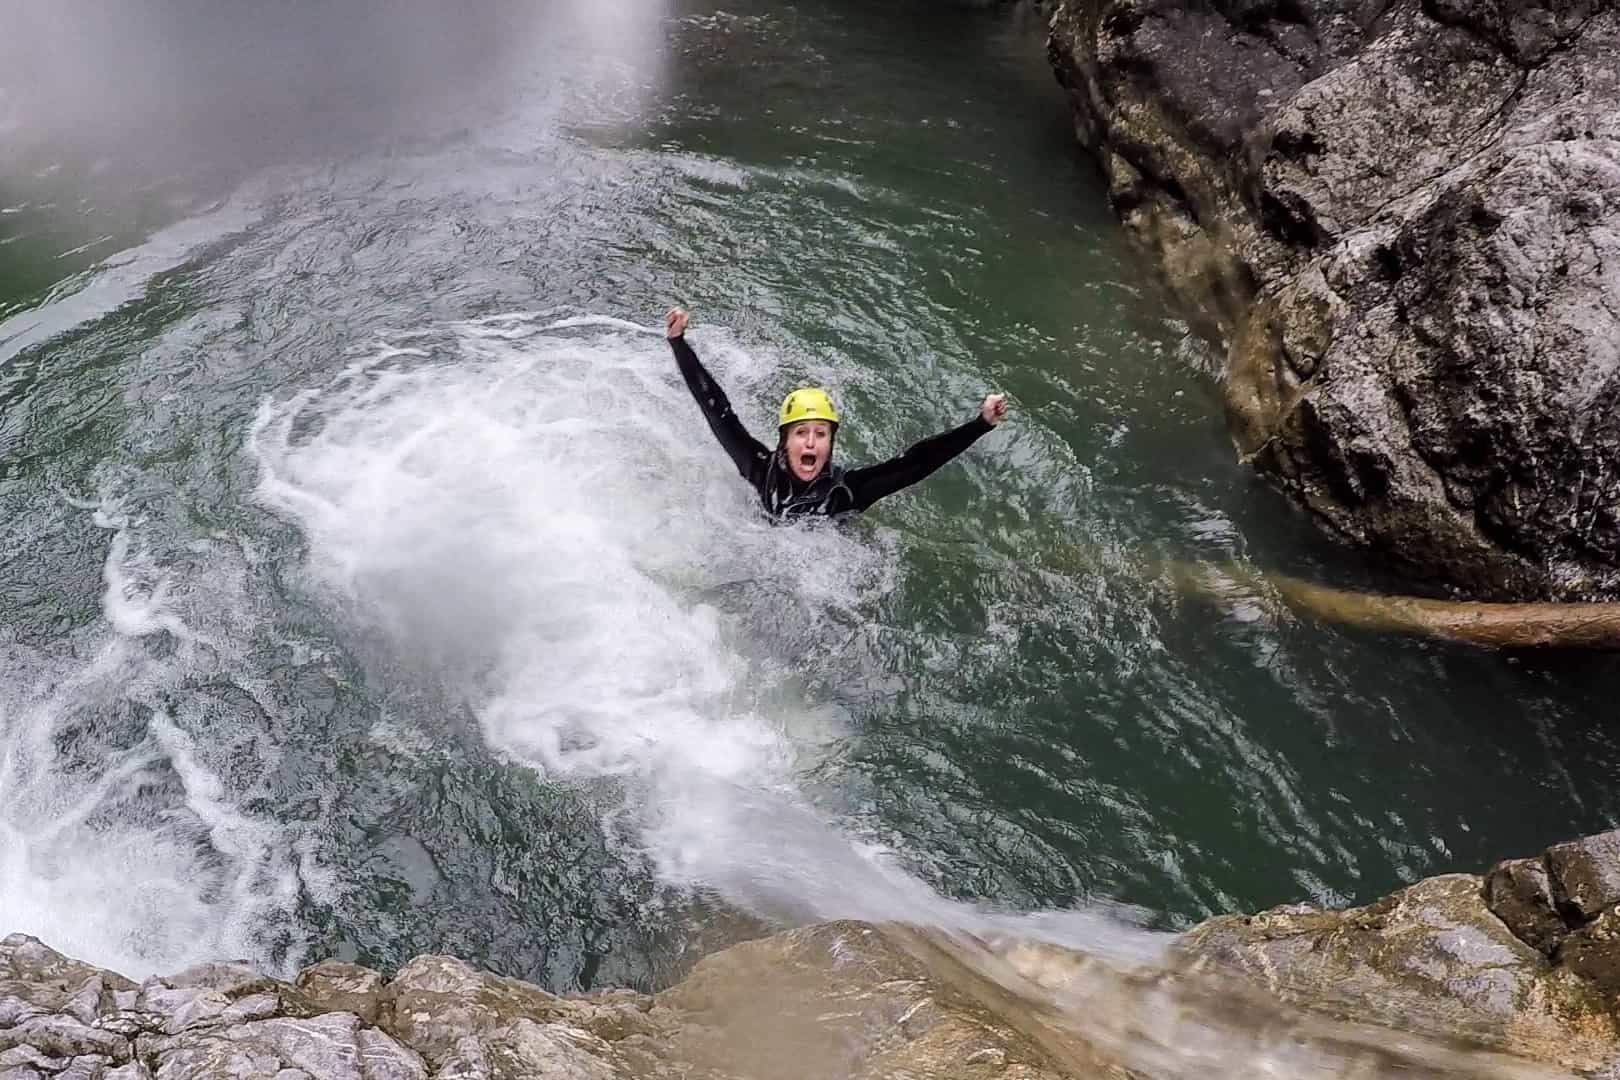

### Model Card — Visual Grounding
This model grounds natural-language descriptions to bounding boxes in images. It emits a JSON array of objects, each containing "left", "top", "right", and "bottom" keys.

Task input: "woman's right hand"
[{"left": 665, "top": 308, "right": 690, "bottom": 339}]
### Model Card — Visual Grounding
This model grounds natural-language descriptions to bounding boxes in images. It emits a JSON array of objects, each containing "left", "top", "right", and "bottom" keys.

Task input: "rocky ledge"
[
  {"left": 5, "top": 829, "right": 1620, "bottom": 1078},
  {"left": 1047, "top": 0, "right": 1620, "bottom": 600},
  {"left": 1181, "top": 826, "right": 1620, "bottom": 1075},
  {"left": 0, "top": 921, "right": 1089, "bottom": 1080}
]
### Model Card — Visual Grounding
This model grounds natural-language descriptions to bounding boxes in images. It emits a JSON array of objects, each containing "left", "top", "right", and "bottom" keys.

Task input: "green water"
[{"left": 1, "top": 0, "right": 1616, "bottom": 997}]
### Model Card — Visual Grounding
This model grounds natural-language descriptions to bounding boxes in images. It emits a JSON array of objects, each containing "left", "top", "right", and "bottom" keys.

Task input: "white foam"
[
  {"left": 250, "top": 314, "right": 1167, "bottom": 969},
  {"left": 0, "top": 498, "right": 319, "bottom": 979},
  {"left": 252, "top": 320, "right": 848, "bottom": 783}
]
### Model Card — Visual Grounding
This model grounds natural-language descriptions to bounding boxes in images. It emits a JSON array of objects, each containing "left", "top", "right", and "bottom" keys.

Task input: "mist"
[{"left": 0, "top": 1, "right": 665, "bottom": 174}]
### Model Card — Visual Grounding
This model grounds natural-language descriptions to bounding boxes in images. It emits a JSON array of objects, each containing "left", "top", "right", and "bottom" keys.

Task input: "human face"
[{"left": 783, "top": 419, "right": 833, "bottom": 482}]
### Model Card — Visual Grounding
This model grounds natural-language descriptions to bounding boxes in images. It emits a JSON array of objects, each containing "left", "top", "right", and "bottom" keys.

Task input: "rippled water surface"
[{"left": 1, "top": 0, "right": 1616, "bottom": 1007}]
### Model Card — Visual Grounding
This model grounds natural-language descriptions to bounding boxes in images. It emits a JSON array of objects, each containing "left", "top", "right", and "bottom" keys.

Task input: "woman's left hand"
[{"left": 981, "top": 393, "right": 1008, "bottom": 426}]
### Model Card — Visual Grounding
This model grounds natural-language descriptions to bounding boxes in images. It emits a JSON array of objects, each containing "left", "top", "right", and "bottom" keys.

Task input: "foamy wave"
[
  {"left": 248, "top": 314, "right": 1164, "bottom": 969},
  {"left": 0, "top": 495, "right": 321, "bottom": 978}
]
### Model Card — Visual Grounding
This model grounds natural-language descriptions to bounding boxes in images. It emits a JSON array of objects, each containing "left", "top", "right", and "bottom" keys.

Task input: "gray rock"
[
  {"left": 136, "top": 985, "right": 230, "bottom": 1036},
  {"left": 96, "top": 1009, "right": 162, "bottom": 1041},
  {"left": 475, "top": 1019, "right": 622, "bottom": 1080},
  {"left": 0, "top": 937, "right": 134, "bottom": 995},
  {"left": 379, "top": 955, "right": 566, "bottom": 1068},
  {"left": 155, "top": 963, "right": 275, "bottom": 997},
  {"left": 1180, "top": 839, "right": 1620, "bottom": 1074},
  {"left": 0, "top": 1014, "right": 130, "bottom": 1063},
  {"left": 366, "top": 928, "right": 1079, "bottom": 1079},
  {"left": 62, "top": 978, "right": 108, "bottom": 1027},
  {"left": 1182, "top": 876, "right": 1547, "bottom": 1030},
  {"left": 219, "top": 993, "right": 282, "bottom": 1025},
  {"left": 0, "top": 998, "right": 41, "bottom": 1028},
  {"left": 652, "top": 921, "right": 1078, "bottom": 1080},
  {"left": 557, "top": 992, "right": 654, "bottom": 1044},
  {"left": 134, "top": 966, "right": 324, "bottom": 1040},
  {"left": 1559, "top": 906, "right": 1620, "bottom": 991},
  {"left": 432, "top": 1035, "right": 492, "bottom": 1079},
  {"left": 143, "top": 1012, "right": 426, "bottom": 1080},
  {"left": 222, "top": 1013, "right": 424, "bottom": 1080},
  {"left": 1549, "top": 829, "right": 1620, "bottom": 923},
  {"left": 1484, "top": 856, "right": 1566, "bottom": 954},
  {"left": 294, "top": 961, "right": 385, "bottom": 1026},
  {"left": 0, "top": 1048, "right": 65, "bottom": 1072},
  {"left": 6, "top": 904, "right": 1607, "bottom": 1080},
  {"left": 149, "top": 1041, "right": 284, "bottom": 1080},
  {"left": 0, "top": 937, "right": 131, "bottom": 1042},
  {"left": 1049, "top": 0, "right": 1620, "bottom": 598},
  {"left": 58, "top": 1056, "right": 115, "bottom": 1080},
  {"left": 356, "top": 1028, "right": 427, "bottom": 1080}
]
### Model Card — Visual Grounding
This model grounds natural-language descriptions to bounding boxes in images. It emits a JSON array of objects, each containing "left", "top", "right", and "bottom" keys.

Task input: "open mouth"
[{"left": 799, "top": 453, "right": 817, "bottom": 470}]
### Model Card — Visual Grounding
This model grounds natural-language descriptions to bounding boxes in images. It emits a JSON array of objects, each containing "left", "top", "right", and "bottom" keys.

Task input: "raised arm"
[
  {"left": 666, "top": 309, "right": 770, "bottom": 483},
  {"left": 844, "top": 394, "right": 1007, "bottom": 512}
]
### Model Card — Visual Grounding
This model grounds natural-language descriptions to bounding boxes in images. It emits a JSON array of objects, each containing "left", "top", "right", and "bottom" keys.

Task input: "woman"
[{"left": 665, "top": 308, "right": 1007, "bottom": 520}]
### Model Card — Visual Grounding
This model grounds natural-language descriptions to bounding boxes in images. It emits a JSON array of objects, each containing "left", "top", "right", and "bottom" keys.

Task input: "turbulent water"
[{"left": 2, "top": 0, "right": 1618, "bottom": 1054}]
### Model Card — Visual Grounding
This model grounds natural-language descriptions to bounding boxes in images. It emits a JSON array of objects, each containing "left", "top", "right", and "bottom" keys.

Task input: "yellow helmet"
[{"left": 778, "top": 387, "right": 840, "bottom": 429}]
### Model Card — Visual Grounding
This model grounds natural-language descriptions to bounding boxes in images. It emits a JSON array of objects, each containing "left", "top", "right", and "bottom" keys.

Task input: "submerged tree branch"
[{"left": 1169, "top": 561, "right": 1620, "bottom": 648}]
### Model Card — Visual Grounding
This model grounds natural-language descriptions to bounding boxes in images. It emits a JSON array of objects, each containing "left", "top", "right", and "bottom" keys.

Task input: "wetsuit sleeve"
[
  {"left": 669, "top": 334, "right": 771, "bottom": 484},
  {"left": 844, "top": 416, "right": 994, "bottom": 512}
]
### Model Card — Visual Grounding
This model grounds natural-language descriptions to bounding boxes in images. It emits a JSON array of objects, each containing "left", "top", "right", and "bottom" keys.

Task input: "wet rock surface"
[
  {"left": 7, "top": 833, "right": 1620, "bottom": 1078},
  {"left": 0, "top": 926, "right": 1072, "bottom": 1080},
  {"left": 1047, "top": 0, "right": 1620, "bottom": 599},
  {"left": 1179, "top": 827, "right": 1620, "bottom": 1075}
]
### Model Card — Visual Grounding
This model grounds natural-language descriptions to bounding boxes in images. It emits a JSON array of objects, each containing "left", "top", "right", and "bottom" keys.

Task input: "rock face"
[
  {"left": 1179, "top": 826, "right": 1620, "bottom": 1075},
  {"left": 0, "top": 924, "right": 1074, "bottom": 1080},
  {"left": 8, "top": 830, "right": 1620, "bottom": 1078},
  {"left": 1048, "top": 0, "right": 1620, "bottom": 600}
]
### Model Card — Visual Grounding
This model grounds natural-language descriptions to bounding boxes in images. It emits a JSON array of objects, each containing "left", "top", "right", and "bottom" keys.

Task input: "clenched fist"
[{"left": 981, "top": 393, "right": 1008, "bottom": 426}]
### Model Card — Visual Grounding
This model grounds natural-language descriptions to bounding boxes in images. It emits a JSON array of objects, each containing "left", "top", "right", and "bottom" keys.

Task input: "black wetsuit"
[{"left": 670, "top": 334, "right": 993, "bottom": 520}]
